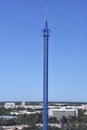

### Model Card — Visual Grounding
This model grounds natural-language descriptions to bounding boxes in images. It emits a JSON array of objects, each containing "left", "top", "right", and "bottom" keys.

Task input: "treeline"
[
  {"left": 0, "top": 108, "right": 11, "bottom": 115},
  {"left": 0, "top": 107, "right": 35, "bottom": 116},
  {"left": 0, "top": 113, "right": 58, "bottom": 126},
  {"left": 0, "top": 113, "right": 41, "bottom": 126}
]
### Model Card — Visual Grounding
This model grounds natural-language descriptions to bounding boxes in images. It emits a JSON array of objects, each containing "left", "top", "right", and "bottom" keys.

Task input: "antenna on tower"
[
  {"left": 45, "top": 0, "right": 48, "bottom": 21},
  {"left": 45, "top": 4, "right": 48, "bottom": 20},
  {"left": 44, "top": 0, "right": 49, "bottom": 31}
]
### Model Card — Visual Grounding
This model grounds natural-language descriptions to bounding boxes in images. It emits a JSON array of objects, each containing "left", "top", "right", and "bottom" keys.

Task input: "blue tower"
[{"left": 42, "top": 19, "right": 49, "bottom": 130}]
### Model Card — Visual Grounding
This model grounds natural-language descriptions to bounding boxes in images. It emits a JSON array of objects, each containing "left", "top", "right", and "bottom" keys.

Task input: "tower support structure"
[{"left": 42, "top": 20, "right": 49, "bottom": 130}]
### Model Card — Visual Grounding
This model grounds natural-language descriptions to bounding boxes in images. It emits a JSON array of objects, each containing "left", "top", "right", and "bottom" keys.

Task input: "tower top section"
[
  {"left": 43, "top": 20, "right": 49, "bottom": 37},
  {"left": 43, "top": 0, "right": 49, "bottom": 37}
]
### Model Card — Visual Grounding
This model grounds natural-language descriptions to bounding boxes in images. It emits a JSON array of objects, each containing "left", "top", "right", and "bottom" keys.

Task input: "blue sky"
[{"left": 0, "top": 0, "right": 87, "bottom": 102}]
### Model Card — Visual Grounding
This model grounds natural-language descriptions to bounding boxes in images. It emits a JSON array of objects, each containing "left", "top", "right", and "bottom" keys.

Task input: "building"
[
  {"left": 4, "top": 103, "right": 15, "bottom": 109},
  {"left": 49, "top": 108, "right": 78, "bottom": 119},
  {"left": 81, "top": 104, "right": 87, "bottom": 110},
  {"left": 21, "top": 102, "right": 25, "bottom": 108}
]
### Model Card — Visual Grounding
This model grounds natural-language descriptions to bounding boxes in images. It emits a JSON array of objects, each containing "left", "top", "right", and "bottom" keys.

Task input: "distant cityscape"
[
  {"left": 2, "top": 101, "right": 87, "bottom": 117},
  {"left": 0, "top": 102, "right": 87, "bottom": 130}
]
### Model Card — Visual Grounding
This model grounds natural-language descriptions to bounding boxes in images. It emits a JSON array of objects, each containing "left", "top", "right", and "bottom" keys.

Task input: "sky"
[{"left": 0, "top": 0, "right": 87, "bottom": 102}]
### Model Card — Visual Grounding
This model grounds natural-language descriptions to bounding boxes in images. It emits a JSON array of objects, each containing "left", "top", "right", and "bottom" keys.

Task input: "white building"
[
  {"left": 49, "top": 108, "right": 78, "bottom": 119},
  {"left": 81, "top": 104, "right": 87, "bottom": 110},
  {"left": 4, "top": 103, "right": 16, "bottom": 109},
  {"left": 21, "top": 102, "right": 25, "bottom": 108}
]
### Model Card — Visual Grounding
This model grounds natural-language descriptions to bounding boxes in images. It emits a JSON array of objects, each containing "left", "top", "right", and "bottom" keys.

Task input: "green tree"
[
  {"left": 61, "top": 115, "right": 67, "bottom": 123},
  {"left": 49, "top": 117, "right": 57, "bottom": 123}
]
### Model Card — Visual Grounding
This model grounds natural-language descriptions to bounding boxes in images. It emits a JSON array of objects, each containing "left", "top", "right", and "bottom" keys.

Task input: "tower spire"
[{"left": 45, "top": 4, "right": 48, "bottom": 21}]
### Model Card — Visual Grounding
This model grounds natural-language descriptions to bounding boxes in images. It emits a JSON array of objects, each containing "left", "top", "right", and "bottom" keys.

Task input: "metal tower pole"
[{"left": 42, "top": 20, "right": 49, "bottom": 130}]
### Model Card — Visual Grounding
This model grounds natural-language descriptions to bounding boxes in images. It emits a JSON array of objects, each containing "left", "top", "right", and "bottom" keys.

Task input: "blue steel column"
[{"left": 42, "top": 20, "right": 49, "bottom": 130}]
